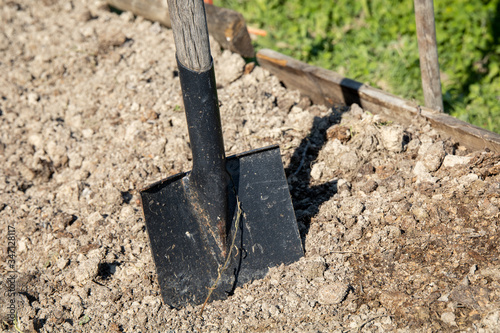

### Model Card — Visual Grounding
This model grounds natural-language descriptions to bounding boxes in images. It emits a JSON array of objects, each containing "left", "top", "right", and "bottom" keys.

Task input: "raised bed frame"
[{"left": 257, "top": 49, "right": 500, "bottom": 153}]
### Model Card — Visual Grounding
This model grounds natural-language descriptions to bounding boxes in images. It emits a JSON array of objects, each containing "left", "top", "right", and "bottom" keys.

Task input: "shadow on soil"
[{"left": 285, "top": 104, "right": 349, "bottom": 247}]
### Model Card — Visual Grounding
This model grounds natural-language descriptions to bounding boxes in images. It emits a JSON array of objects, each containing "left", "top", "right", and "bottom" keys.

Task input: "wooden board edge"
[
  {"left": 106, "top": 0, "right": 255, "bottom": 58},
  {"left": 257, "top": 49, "right": 500, "bottom": 153}
]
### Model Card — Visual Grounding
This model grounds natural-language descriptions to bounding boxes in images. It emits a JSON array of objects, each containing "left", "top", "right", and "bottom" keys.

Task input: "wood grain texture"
[
  {"left": 167, "top": 0, "right": 211, "bottom": 71},
  {"left": 204, "top": 4, "right": 254, "bottom": 58},
  {"left": 257, "top": 49, "right": 500, "bottom": 152},
  {"left": 414, "top": 0, "right": 444, "bottom": 112},
  {"left": 107, "top": 0, "right": 171, "bottom": 26}
]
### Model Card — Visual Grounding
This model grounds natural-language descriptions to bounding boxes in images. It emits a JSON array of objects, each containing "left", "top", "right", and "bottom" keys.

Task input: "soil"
[{"left": 1, "top": 1, "right": 500, "bottom": 332}]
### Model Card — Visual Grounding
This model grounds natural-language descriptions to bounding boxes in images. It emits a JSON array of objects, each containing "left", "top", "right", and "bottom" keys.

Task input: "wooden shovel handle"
[{"left": 167, "top": 0, "right": 212, "bottom": 72}]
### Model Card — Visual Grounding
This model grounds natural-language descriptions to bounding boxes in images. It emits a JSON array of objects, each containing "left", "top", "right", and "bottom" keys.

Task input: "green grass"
[{"left": 217, "top": 0, "right": 500, "bottom": 133}]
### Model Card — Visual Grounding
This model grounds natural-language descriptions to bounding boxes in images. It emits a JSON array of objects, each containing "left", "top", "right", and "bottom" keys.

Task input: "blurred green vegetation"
[{"left": 217, "top": 0, "right": 500, "bottom": 133}]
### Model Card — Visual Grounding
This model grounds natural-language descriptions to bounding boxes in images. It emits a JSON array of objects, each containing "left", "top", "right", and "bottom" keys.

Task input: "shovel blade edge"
[{"left": 140, "top": 145, "right": 303, "bottom": 308}]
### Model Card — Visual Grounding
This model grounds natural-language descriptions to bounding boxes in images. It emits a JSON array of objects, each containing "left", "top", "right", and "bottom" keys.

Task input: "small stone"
[
  {"left": 27, "top": 92, "right": 40, "bottom": 105},
  {"left": 337, "top": 179, "right": 352, "bottom": 194},
  {"left": 361, "top": 134, "right": 378, "bottom": 153},
  {"left": 481, "top": 310, "right": 500, "bottom": 328},
  {"left": 450, "top": 284, "right": 481, "bottom": 310},
  {"left": 422, "top": 141, "right": 446, "bottom": 172},
  {"left": 484, "top": 204, "right": 500, "bottom": 217},
  {"left": 56, "top": 182, "right": 79, "bottom": 204},
  {"left": 442, "top": 154, "right": 472, "bottom": 168},
  {"left": 407, "top": 138, "right": 421, "bottom": 151},
  {"left": 413, "top": 161, "right": 438, "bottom": 183},
  {"left": 0, "top": 31, "right": 9, "bottom": 51},
  {"left": 311, "top": 162, "right": 325, "bottom": 180},
  {"left": 323, "top": 138, "right": 349, "bottom": 157},
  {"left": 380, "top": 125, "right": 405, "bottom": 153},
  {"left": 326, "top": 125, "right": 351, "bottom": 143},
  {"left": 103, "top": 186, "right": 123, "bottom": 205},
  {"left": 252, "top": 66, "right": 267, "bottom": 82},
  {"left": 344, "top": 198, "right": 364, "bottom": 216},
  {"left": 349, "top": 103, "right": 364, "bottom": 116},
  {"left": 19, "top": 164, "right": 35, "bottom": 181},
  {"left": 28, "top": 134, "right": 44, "bottom": 150},
  {"left": 56, "top": 257, "right": 69, "bottom": 270},
  {"left": 297, "top": 96, "right": 312, "bottom": 109},
  {"left": 77, "top": 10, "right": 93, "bottom": 22},
  {"left": 359, "top": 163, "right": 375, "bottom": 175},
  {"left": 74, "top": 249, "right": 103, "bottom": 283},
  {"left": 286, "top": 292, "right": 301, "bottom": 308},
  {"left": 68, "top": 152, "right": 83, "bottom": 169},
  {"left": 438, "top": 293, "right": 450, "bottom": 302},
  {"left": 441, "top": 312, "right": 457, "bottom": 326},
  {"left": 46, "top": 141, "right": 68, "bottom": 167},
  {"left": 54, "top": 212, "right": 74, "bottom": 230},
  {"left": 87, "top": 211, "right": 104, "bottom": 226},
  {"left": 459, "top": 173, "right": 479, "bottom": 186},
  {"left": 268, "top": 305, "right": 280, "bottom": 317},
  {"left": 82, "top": 128, "right": 94, "bottom": 139},
  {"left": 149, "top": 21, "right": 162, "bottom": 34},
  {"left": 98, "top": 28, "right": 127, "bottom": 52},
  {"left": 411, "top": 206, "right": 429, "bottom": 221},
  {"left": 63, "top": 1, "right": 74, "bottom": 11},
  {"left": 300, "top": 256, "right": 326, "bottom": 281},
  {"left": 379, "top": 291, "right": 407, "bottom": 310},
  {"left": 385, "top": 225, "right": 402, "bottom": 238},
  {"left": 339, "top": 151, "right": 359, "bottom": 170},
  {"left": 18, "top": 237, "right": 27, "bottom": 253},
  {"left": 119, "top": 10, "right": 134, "bottom": 22},
  {"left": 318, "top": 282, "right": 349, "bottom": 305},
  {"left": 360, "top": 180, "right": 378, "bottom": 193},
  {"left": 277, "top": 97, "right": 295, "bottom": 113},
  {"left": 119, "top": 205, "right": 135, "bottom": 221},
  {"left": 215, "top": 50, "right": 245, "bottom": 86},
  {"left": 345, "top": 225, "right": 363, "bottom": 241}
]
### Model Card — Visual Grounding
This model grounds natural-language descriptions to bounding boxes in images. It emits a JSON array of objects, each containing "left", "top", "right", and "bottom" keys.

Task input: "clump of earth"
[{"left": 1, "top": 1, "right": 499, "bottom": 332}]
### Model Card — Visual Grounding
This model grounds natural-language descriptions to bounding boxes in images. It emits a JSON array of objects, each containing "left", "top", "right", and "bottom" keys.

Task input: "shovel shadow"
[{"left": 284, "top": 105, "right": 348, "bottom": 247}]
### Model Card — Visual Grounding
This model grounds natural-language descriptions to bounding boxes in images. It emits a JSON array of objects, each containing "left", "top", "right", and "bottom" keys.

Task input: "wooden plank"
[
  {"left": 257, "top": 49, "right": 500, "bottom": 152},
  {"left": 106, "top": 0, "right": 255, "bottom": 58},
  {"left": 204, "top": 4, "right": 254, "bottom": 58},
  {"left": 414, "top": 0, "right": 444, "bottom": 112},
  {"left": 107, "top": 0, "right": 171, "bottom": 26}
]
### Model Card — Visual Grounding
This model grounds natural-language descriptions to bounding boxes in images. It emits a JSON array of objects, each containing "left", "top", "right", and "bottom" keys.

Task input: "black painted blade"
[{"left": 140, "top": 145, "right": 303, "bottom": 308}]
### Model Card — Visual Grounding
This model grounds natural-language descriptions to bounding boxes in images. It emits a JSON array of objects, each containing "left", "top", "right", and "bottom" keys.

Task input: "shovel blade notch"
[{"left": 140, "top": 145, "right": 303, "bottom": 308}]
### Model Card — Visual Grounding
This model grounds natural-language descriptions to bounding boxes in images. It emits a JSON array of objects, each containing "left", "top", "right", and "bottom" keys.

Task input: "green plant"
[
  {"left": 14, "top": 313, "right": 23, "bottom": 333},
  {"left": 218, "top": 0, "right": 500, "bottom": 133},
  {"left": 79, "top": 314, "right": 91, "bottom": 326}
]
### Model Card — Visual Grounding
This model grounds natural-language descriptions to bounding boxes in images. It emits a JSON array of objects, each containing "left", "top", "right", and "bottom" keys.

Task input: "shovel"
[{"left": 140, "top": 0, "right": 303, "bottom": 309}]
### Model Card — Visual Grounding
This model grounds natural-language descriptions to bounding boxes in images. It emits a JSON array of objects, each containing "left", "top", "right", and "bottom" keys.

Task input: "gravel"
[{"left": 1, "top": 1, "right": 500, "bottom": 332}]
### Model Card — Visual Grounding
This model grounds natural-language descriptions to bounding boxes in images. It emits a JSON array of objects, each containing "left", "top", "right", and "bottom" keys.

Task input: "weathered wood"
[
  {"left": 414, "top": 0, "right": 444, "bottom": 112},
  {"left": 106, "top": 0, "right": 255, "bottom": 58},
  {"left": 257, "top": 49, "right": 500, "bottom": 152},
  {"left": 167, "top": 0, "right": 211, "bottom": 71},
  {"left": 204, "top": 4, "right": 254, "bottom": 58},
  {"left": 107, "top": 0, "right": 171, "bottom": 26}
]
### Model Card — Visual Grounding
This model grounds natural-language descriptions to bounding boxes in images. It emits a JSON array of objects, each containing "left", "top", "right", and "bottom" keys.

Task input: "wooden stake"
[{"left": 414, "top": 0, "right": 444, "bottom": 112}]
